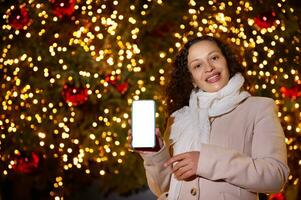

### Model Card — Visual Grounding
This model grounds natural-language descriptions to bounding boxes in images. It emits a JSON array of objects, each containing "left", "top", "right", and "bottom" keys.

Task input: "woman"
[{"left": 129, "top": 35, "right": 289, "bottom": 200}]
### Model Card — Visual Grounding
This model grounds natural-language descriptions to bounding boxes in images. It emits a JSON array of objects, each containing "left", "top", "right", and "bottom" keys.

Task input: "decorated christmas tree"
[
  {"left": 0, "top": 0, "right": 168, "bottom": 199},
  {"left": 0, "top": 0, "right": 300, "bottom": 199}
]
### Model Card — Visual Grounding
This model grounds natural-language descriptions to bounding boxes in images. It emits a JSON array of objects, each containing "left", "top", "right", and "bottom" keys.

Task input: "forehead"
[{"left": 188, "top": 40, "right": 221, "bottom": 60}]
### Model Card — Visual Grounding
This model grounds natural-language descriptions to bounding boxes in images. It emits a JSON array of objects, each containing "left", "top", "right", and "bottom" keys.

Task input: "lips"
[{"left": 206, "top": 73, "right": 221, "bottom": 83}]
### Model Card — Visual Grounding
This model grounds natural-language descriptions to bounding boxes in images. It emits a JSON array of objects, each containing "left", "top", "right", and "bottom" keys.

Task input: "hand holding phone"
[{"left": 128, "top": 128, "right": 163, "bottom": 153}]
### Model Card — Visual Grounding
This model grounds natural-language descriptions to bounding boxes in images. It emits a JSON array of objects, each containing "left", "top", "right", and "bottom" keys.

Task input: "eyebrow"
[
  {"left": 188, "top": 50, "right": 221, "bottom": 66},
  {"left": 189, "top": 50, "right": 221, "bottom": 66}
]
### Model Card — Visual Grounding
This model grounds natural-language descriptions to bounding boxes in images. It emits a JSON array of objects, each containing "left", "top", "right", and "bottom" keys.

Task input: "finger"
[
  {"left": 155, "top": 128, "right": 163, "bottom": 148},
  {"left": 164, "top": 153, "right": 187, "bottom": 167},
  {"left": 127, "top": 131, "right": 132, "bottom": 140},
  {"left": 128, "top": 147, "right": 134, "bottom": 152},
  {"left": 177, "top": 169, "right": 194, "bottom": 181},
  {"left": 155, "top": 128, "right": 161, "bottom": 136},
  {"left": 127, "top": 141, "right": 134, "bottom": 152},
  {"left": 172, "top": 159, "right": 190, "bottom": 172},
  {"left": 174, "top": 165, "right": 192, "bottom": 180},
  {"left": 127, "top": 135, "right": 132, "bottom": 143},
  {"left": 126, "top": 131, "right": 133, "bottom": 151},
  {"left": 127, "top": 130, "right": 132, "bottom": 141},
  {"left": 128, "top": 141, "right": 133, "bottom": 150}
]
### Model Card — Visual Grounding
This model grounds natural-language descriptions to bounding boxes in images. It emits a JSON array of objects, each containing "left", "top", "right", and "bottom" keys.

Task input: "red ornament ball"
[
  {"left": 269, "top": 192, "right": 286, "bottom": 200},
  {"left": 62, "top": 84, "right": 89, "bottom": 106},
  {"left": 8, "top": 5, "right": 31, "bottom": 30},
  {"left": 280, "top": 84, "right": 301, "bottom": 100},
  {"left": 254, "top": 11, "right": 277, "bottom": 29},
  {"left": 104, "top": 73, "right": 129, "bottom": 95},
  {"left": 105, "top": 74, "right": 121, "bottom": 85},
  {"left": 50, "top": 0, "right": 76, "bottom": 17},
  {"left": 116, "top": 82, "right": 129, "bottom": 95},
  {"left": 12, "top": 151, "right": 40, "bottom": 174}
]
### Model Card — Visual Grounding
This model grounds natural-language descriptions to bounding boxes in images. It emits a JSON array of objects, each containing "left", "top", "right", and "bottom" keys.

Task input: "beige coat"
[{"left": 141, "top": 97, "right": 289, "bottom": 200}]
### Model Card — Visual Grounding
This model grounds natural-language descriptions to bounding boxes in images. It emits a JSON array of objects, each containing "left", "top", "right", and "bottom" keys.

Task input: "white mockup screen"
[{"left": 131, "top": 100, "right": 156, "bottom": 148}]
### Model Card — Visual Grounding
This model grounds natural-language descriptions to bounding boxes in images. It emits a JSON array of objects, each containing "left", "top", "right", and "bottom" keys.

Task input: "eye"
[
  {"left": 193, "top": 63, "right": 203, "bottom": 69},
  {"left": 211, "top": 55, "right": 219, "bottom": 61}
]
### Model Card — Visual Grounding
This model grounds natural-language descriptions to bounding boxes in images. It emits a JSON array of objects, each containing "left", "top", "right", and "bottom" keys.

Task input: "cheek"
[
  {"left": 225, "top": 68, "right": 230, "bottom": 80},
  {"left": 223, "top": 62, "right": 230, "bottom": 75},
  {"left": 191, "top": 69, "right": 204, "bottom": 79},
  {"left": 191, "top": 73, "right": 202, "bottom": 84}
]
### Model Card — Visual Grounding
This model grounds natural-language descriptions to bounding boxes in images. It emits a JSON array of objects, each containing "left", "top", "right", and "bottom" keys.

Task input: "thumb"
[
  {"left": 155, "top": 128, "right": 161, "bottom": 136},
  {"left": 155, "top": 128, "right": 163, "bottom": 148}
]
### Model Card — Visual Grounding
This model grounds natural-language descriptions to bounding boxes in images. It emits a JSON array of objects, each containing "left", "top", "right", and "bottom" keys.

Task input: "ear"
[{"left": 192, "top": 82, "right": 197, "bottom": 88}]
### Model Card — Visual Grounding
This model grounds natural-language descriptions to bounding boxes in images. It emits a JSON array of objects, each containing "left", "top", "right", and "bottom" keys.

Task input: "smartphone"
[{"left": 131, "top": 100, "right": 156, "bottom": 149}]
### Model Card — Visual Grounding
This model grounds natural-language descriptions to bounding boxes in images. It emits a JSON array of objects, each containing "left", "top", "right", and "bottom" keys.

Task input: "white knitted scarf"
[{"left": 167, "top": 73, "right": 250, "bottom": 200}]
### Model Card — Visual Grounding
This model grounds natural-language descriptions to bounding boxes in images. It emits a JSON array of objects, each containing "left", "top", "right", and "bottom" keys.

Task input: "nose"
[{"left": 205, "top": 61, "right": 214, "bottom": 72}]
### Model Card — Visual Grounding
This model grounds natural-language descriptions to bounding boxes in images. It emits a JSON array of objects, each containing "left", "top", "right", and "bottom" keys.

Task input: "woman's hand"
[
  {"left": 164, "top": 151, "right": 200, "bottom": 181},
  {"left": 127, "top": 128, "right": 164, "bottom": 154}
]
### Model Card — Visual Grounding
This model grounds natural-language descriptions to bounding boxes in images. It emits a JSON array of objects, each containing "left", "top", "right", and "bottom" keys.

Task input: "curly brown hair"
[{"left": 165, "top": 35, "right": 245, "bottom": 115}]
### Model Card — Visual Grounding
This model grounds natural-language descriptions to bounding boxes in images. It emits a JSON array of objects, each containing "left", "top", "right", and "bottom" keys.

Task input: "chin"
[{"left": 205, "top": 84, "right": 227, "bottom": 93}]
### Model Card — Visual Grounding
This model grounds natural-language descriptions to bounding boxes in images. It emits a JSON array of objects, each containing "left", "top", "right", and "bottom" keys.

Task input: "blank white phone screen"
[{"left": 132, "top": 100, "right": 155, "bottom": 148}]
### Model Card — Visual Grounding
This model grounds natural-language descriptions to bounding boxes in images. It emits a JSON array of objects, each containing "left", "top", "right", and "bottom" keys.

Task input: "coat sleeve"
[
  {"left": 196, "top": 98, "right": 289, "bottom": 193},
  {"left": 140, "top": 146, "right": 172, "bottom": 196},
  {"left": 140, "top": 117, "right": 174, "bottom": 197}
]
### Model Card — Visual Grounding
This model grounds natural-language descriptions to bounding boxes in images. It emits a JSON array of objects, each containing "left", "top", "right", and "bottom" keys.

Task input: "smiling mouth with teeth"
[{"left": 206, "top": 73, "right": 221, "bottom": 83}]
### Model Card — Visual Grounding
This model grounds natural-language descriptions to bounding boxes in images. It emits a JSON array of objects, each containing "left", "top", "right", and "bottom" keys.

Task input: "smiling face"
[{"left": 187, "top": 40, "right": 230, "bottom": 93}]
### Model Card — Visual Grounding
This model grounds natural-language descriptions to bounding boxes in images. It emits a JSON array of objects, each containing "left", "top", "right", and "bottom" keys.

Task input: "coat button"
[{"left": 190, "top": 187, "right": 197, "bottom": 196}]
